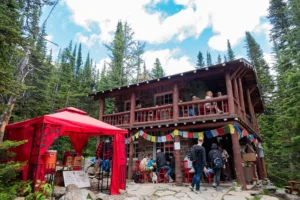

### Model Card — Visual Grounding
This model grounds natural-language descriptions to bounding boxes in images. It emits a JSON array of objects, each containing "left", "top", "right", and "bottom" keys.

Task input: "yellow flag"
[
  {"left": 135, "top": 132, "right": 139, "bottom": 139},
  {"left": 151, "top": 136, "right": 156, "bottom": 142},
  {"left": 174, "top": 129, "right": 179, "bottom": 136},
  {"left": 228, "top": 124, "right": 235, "bottom": 134},
  {"left": 198, "top": 132, "right": 204, "bottom": 139}
]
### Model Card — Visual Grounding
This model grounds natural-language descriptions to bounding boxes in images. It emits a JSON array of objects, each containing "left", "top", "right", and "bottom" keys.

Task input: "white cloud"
[
  {"left": 62, "top": 0, "right": 270, "bottom": 50},
  {"left": 45, "top": 34, "right": 59, "bottom": 58},
  {"left": 75, "top": 33, "right": 101, "bottom": 47},
  {"left": 142, "top": 48, "right": 195, "bottom": 75},
  {"left": 96, "top": 57, "right": 110, "bottom": 73}
]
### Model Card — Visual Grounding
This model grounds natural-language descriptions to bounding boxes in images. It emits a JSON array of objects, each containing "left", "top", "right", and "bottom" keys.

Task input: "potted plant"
[{"left": 234, "top": 183, "right": 242, "bottom": 192}]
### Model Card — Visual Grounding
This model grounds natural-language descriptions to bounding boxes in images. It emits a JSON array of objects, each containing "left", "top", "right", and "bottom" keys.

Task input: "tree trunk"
[{"left": 0, "top": 96, "right": 16, "bottom": 141}]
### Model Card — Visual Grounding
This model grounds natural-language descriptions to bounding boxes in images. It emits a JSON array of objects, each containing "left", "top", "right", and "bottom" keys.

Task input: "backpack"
[
  {"left": 190, "top": 145, "right": 196, "bottom": 161},
  {"left": 212, "top": 150, "right": 223, "bottom": 169}
]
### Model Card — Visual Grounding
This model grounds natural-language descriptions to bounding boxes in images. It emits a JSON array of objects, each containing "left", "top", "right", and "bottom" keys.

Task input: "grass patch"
[
  {"left": 253, "top": 196, "right": 261, "bottom": 200},
  {"left": 263, "top": 189, "right": 271, "bottom": 195}
]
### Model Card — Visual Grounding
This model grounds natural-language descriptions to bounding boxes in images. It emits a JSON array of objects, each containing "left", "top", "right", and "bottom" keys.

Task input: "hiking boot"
[
  {"left": 213, "top": 182, "right": 216, "bottom": 188},
  {"left": 169, "top": 177, "right": 174, "bottom": 183},
  {"left": 190, "top": 186, "right": 194, "bottom": 192},
  {"left": 216, "top": 186, "right": 222, "bottom": 191},
  {"left": 195, "top": 190, "right": 201, "bottom": 194}
]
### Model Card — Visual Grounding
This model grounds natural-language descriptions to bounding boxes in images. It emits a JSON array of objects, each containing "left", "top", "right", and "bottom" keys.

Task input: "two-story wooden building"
[{"left": 90, "top": 58, "right": 267, "bottom": 189}]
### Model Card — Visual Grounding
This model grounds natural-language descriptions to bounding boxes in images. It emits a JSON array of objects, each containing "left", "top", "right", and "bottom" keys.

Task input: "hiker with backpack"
[
  {"left": 190, "top": 138, "right": 207, "bottom": 194},
  {"left": 208, "top": 143, "right": 224, "bottom": 191}
]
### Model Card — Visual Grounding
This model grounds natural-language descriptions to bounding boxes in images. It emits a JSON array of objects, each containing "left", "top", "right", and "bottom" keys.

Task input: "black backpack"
[{"left": 212, "top": 150, "right": 223, "bottom": 169}]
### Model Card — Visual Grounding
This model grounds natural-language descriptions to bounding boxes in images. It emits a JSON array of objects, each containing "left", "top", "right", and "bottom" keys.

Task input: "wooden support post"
[
  {"left": 233, "top": 78, "right": 241, "bottom": 115},
  {"left": 128, "top": 134, "right": 134, "bottom": 180},
  {"left": 238, "top": 78, "right": 246, "bottom": 120},
  {"left": 130, "top": 92, "right": 136, "bottom": 126},
  {"left": 174, "top": 135, "right": 182, "bottom": 183},
  {"left": 231, "top": 129, "right": 247, "bottom": 190},
  {"left": 97, "top": 98, "right": 105, "bottom": 148},
  {"left": 261, "top": 158, "right": 267, "bottom": 180},
  {"left": 225, "top": 72, "right": 235, "bottom": 115},
  {"left": 173, "top": 83, "right": 179, "bottom": 122},
  {"left": 246, "top": 88, "right": 258, "bottom": 132},
  {"left": 256, "top": 148, "right": 264, "bottom": 180}
]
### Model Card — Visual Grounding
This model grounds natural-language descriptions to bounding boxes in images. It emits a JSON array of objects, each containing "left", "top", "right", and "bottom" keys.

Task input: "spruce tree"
[
  {"left": 76, "top": 43, "right": 82, "bottom": 77},
  {"left": 196, "top": 51, "right": 205, "bottom": 68},
  {"left": 244, "top": 32, "right": 274, "bottom": 96},
  {"left": 151, "top": 58, "right": 165, "bottom": 78},
  {"left": 217, "top": 54, "right": 222, "bottom": 63},
  {"left": 227, "top": 40, "right": 235, "bottom": 61},
  {"left": 206, "top": 52, "right": 212, "bottom": 66}
]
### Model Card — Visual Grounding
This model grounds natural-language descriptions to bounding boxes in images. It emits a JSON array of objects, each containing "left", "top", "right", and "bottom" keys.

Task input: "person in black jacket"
[
  {"left": 156, "top": 149, "right": 173, "bottom": 182},
  {"left": 208, "top": 143, "right": 224, "bottom": 191},
  {"left": 190, "top": 138, "right": 207, "bottom": 194}
]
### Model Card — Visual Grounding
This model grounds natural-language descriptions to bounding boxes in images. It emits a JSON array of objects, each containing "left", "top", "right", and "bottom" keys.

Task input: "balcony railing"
[
  {"left": 134, "top": 104, "right": 173, "bottom": 124},
  {"left": 103, "top": 111, "right": 130, "bottom": 126},
  {"left": 178, "top": 96, "right": 229, "bottom": 119}
]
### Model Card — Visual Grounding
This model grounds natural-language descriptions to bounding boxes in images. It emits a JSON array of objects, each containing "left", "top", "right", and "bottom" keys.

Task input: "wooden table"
[{"left": 285, "top": 181, "right": 300, "bottom": 194}]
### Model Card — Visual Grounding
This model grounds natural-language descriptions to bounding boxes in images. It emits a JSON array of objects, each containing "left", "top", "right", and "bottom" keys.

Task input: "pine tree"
[
  {"left": 244, "top": 32, "right": 274, "bottom": 97},
  {"left": 151, "top": 58, "right": 165, "bottom": 78},
  {"left": 76, "top": 43, "right": 82, "bottom": 77},
  {"left": 227, "top": 40, "right": 235, "bottom": 61},
  {"left": 196, "top": 51, "right": 205, "bottom": 68},
  {"left": 217, "top": 54, "right": 222, "bottom": 63},
  {"left": 206, "top": 52, "right": 212, "bottom": 66},
  {"left": 224, "top": 55, "right": 227, "bottom": 62}
]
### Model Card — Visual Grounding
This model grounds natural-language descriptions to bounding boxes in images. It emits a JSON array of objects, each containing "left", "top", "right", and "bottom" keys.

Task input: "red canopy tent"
[{"left": 5, "top": 107, "right": 128, "bottom": 195}]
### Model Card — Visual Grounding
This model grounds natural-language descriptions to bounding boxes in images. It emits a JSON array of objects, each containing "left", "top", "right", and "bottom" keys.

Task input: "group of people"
[
  {"left": 187, "top": 91, "right": 224, "bottom": 116},
  {"left": 139, "top": 150, "right": 176, "bottom": 183},
  {"left": 187, "top": 138, "right": 230, "bottom": 193}
]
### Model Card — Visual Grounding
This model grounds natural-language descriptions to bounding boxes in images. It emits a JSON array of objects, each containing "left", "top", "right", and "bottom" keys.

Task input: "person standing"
[
  {"left": 218, "top": 145, "right": 231, "bottom": 181},
  {"left": 156, "top": 149, "right": 173, "bottom": 183},
  {"left": 190, "top": 138, "right": 206, "bottom": 194},
  {"left": 209, "top": 143, "right": 224, "bottom": 191}
]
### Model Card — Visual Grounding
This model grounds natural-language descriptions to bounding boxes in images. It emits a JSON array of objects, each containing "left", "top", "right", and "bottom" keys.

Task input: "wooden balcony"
[{"left": 103, "top": 111, "right": 130, "bottom": 126}]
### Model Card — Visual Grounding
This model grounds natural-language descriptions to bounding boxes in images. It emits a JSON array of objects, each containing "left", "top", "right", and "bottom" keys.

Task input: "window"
[
  {"left": 124, "top": 99, "right": 140, "bottom": 111},
  {"left": 126, "top": 141, "right": 139, "bottom": 158},
  {"left": 154, "top": 92, "right": 173, "bottom": 106}
]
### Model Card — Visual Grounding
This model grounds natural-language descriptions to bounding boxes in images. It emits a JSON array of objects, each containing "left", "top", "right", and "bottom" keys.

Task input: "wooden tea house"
[{"left": 90, "top": 58, "right": 267, "bottom": 188}]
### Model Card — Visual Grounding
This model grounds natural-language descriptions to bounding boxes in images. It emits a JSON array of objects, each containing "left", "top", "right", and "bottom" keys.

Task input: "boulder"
[
  {"left": 53, "top": 186, "right": 67, "bottom": 198},
  {"left": 96, "top": 192, "right": 109, "bottom": 200},
  {"left": 59, "top": 189, "right": 96, "bottom": 200},
  {"left": 66, "top": 184, "right": 80, "bottom": 192},
  {"left": 274, "top": 189, "right": 288, "bottom": 199},
  {"left": 265, "top": 185, "right": 277, "bottom": 193},
  {"left": 90, "top": 178, "right": 100, "bottom": 189}
]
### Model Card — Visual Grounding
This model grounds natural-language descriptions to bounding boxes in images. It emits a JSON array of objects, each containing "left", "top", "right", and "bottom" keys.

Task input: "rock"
[
  {"left": 53, "top": 186, "right": 67, "bottom": 198},
  {"left": 260, "top": 195, "right": 279, "bottom": 200},
  {"left": 66, "top": 184, "right": 80, "bottom": 192},
  {"left": 274, "top": 189, "right": 288, "bottom": 199},
  {"left": 154, "top": 190, "right": 176, "bottom": 197},
  {"left": 14, "top": 198, "right": 25, "bottom": 200},
  {"left": 59, "top": 189, "right": 96, "bottom": 200},
  {"left": 250, "top": 191, "right": 262, "bottom": 196},
  {"left": 87, "top": 167, "right": 95, "bottom": 175},
  {"left": 90, "top": 178, "right": 100, "bottom": 189},
  {"left": 265, "top": 185, "right": 277, "bottom": 193},
  {"left": 119, "top": 189, "right": 127, "bottom": 195},
  {"left": 84, "top": 160, "right": 94, "bottom": 171},
  {"left": 96, "top": 192, "right": 109, "bottom": 200},
  {"left": 286, "top": 194, "right": 300, "bottom": 200}
]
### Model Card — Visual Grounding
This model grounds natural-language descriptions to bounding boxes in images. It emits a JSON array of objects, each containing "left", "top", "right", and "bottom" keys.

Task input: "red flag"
[
  {"left": 166, "top": 134, "right": 173, "bottom": 141},
  {"left": 142, "top": 133, "right": 148, "bottom": 139},
  {"left": 188, "top": 132, "right": 193, "bottom": 138},
  {"left": 217, "top": 128, "right": 226, "bottom": 136}
]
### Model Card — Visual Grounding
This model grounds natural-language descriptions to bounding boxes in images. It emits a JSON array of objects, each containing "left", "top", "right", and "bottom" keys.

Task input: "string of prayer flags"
[{"left": 127, "top": 124, "right": 258, "bottom": 144}]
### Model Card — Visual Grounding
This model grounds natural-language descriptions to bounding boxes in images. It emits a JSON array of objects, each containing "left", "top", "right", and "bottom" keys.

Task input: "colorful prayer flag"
[
  {"left": 171, "top": 132, "right": 174, "bottom": 138},
  {"left": 135, "top": 132, "right": 139, "bottom": 139},
  {"left": 223, "top": 126, "right": 230, "bottom": 134},
  {"left": 138, "top": 130, "right": 144, "bottom": 136},
  {"left": 193, "top": 132, "right": 198, "bottom": 138},
  {"left": 174, "top": 129, "right": 179, "bottom": 136},
  {"left": 132, "top": 135, "right": 135, "bottom": 141},
  {"left": 217, "top": 128, "right": 226, "bottom": 136},
  {"left": 128, "top": 137, "right": 132, "bottom": 142},
  {"left": 146, "top": 135, "right": 152, "bottom": 141},
  {"left": 198, "top": 132, "right": 204, "bottom": 139},
  {"left": 228, "top": 124, "right": 235, "bottom": 134},
  {"left": 242, "top": 129, "right": 249, "bottom": 137},
  {"left": 166, "top": 134, "right": 173, "bottom": 141},
  {"left": 205, "top": 131, "right": 213, "bottom": 138},
  {"left": 157, "top": 136, "right": 162, "bottom": 143},
  {"left": 151, "top": 136, "right": 156, "bottom": 142},
  {"left": 233, "top": 124, "right": 242, "bottom": 134},
  {"left": 188, "top": 132, "right": 193, "bottom": 138},
  {"left": 142, "top": 133, "right": 148, "bottom": 139},
  {"left": 183, "top": 131, "right": 188, "bottom": 138},
  {"left": 211, "top": 129, "right": 219, "bottom": 137},
  {"left": 179, "top": 130, "right": 183, "bottom": 136},
  {"left": 162, "top": 136, "right": 167, "bottom": 142}
]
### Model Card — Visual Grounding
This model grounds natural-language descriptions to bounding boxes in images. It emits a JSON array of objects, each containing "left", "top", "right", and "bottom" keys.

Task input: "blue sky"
[{"left": 42, "top": 0, "right": 273, "bottom": 75}]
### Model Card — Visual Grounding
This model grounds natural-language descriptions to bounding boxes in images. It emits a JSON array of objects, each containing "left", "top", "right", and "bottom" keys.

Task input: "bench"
[{"left": 285, "top": 181, "right": 300, "bottom": 194}]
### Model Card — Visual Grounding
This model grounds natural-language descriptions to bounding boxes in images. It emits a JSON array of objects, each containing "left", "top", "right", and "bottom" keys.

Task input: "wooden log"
[
  {"left": 231, "top": 129, "right": 247, "bottom": 190},
  {"left": 173, "top": 83, "right": 179, "bottom": 122},
  {"left": 256, "top": 148, "right": 264, "bottom": 180},
  {"left": 261, "top": 157, "right": 267, "bottom": 180},
  {"left": 225, "top": 72, "right": 235, "bottom": 115},
  {"left": 233, "top": 78, "right": 241, "bottom": 116},
  {"left": 238, "top": 78, "right": 246, "bottom": 120},
  {"left": 97, "top": 98, "right": 105, "bottom": 148},
  {"left": 174, "top": 135, "right": 182, "bottom": 183},
  {"left": 130, "top": 92, "right": 136, "bottom": 126},
  {"left": 128, "top": 137, "right": 134, "bottom": 180}
]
